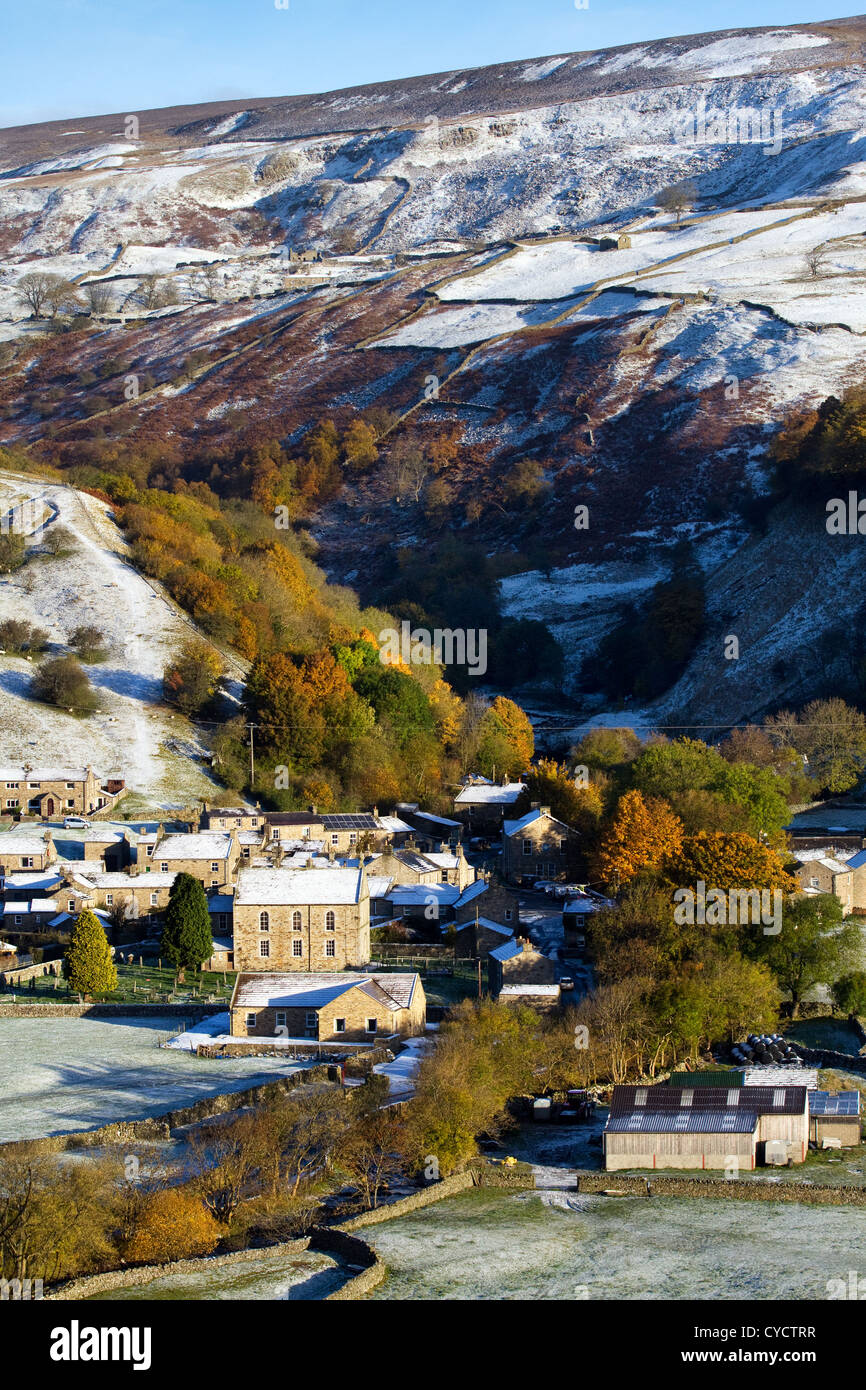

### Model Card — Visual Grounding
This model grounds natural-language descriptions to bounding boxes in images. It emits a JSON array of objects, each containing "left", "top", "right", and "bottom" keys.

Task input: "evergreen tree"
[
  {"left": 161, "top": 873, "right": 213, "bottom": 973},
  {"left": 63, "top": 910, "right": 117, "bottom": 997}
]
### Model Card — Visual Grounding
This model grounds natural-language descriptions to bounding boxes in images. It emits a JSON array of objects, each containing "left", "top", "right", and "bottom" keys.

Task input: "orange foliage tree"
[
  {"left": 596, "top": 789, "right": 684, "bottom": 887},
  {"left": 665, "top": 832, "right": 796, "bottom": 893},
  {"left": 123, "top": 1188, "right": 221, "bottom": 1265}
]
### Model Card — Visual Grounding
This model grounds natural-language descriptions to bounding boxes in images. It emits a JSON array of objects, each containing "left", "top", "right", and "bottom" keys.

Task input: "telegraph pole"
[{"left": 247, "top": 723, "right": 257, "bottom": 788}]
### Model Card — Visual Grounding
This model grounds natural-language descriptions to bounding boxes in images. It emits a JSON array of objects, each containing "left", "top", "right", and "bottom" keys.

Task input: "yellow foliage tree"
[
  {"left": 597, "top": 789, "right": 684, "bottom": 887},
  {"left": 665, "top": 831, "right": 796, "bottom": 893},
  {"left": 123, "top": 1188, "right": 221, "bottom": 1265}
]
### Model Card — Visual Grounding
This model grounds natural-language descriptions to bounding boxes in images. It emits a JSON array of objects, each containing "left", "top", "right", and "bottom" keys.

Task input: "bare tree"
[
  {"left": 805, "top": 246, "right": 829, "bottom": 279},
  {"left": 387, "top": 438, "right": 429, "bottom": 504},
  {"left": 83, "top": 281, "right": 114, "bottom": 316},
  {"left": 136, "top": 274, "right": 180, "bottom": 310},
  {"left": 192, "top": 264, "right": 221, "bottom": 302},
  {"left": 14, "top": 272, "right": 78, "bottom": 320},
  {"left": 656, "top": 180, "right": 698, "bottom": 225}
]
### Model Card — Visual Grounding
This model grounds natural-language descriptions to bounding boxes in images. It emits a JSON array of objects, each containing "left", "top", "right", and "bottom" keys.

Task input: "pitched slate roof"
[
  {"left": 235, "top": 866, "right": 366, "bottom": 905},
  {"left": 455, "top": 783, "right": 525, "bottom": 806}
]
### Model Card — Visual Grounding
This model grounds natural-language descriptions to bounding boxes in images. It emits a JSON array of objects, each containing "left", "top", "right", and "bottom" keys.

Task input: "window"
[
  {"left": 559, "top": 839, "right": 567, "bottom": 855},
  {"left": 68, "top": 900, "right": 75, "bottom": 912},
  {"left": 349, "top": 832, "right": 357, "bottom": 845},
  {"left": 4, "top": 782, "right": 17, "bottom": 790},
  {"left": 272, "top": 829, "right": 281, "bottom": 841},
  {"left": 150, "top": 893, "right": 158, "bottom": 907},
  {"left": 275, "top": 1011, "right": 286, "bottom": 1029},
  {"left": 106, "top": 894, "right": 114, "bottom": 906},
  {"left": 4, "top": 800, "right": 17, "bottom": 809},
  {"left": 305, "top": 1011, "right": 317, "bottom": 1028},
  {"left": 292, "top": 910, "right": 302, "bottom": 930},
  {"left": 441, "top": 870, "right": 449, "bottom": 882},
  {"left": 242, "top": 847, "right": 250, "bottom": 859},
  {"left": 251, "top": 817, "right": 258, "bottom": 828},
  {"left": 259, "top": 911, "right": 270, "bottom": 931},
  {"left": 331, "top": 833, "right": 339, "bottom": 845},
  {"left": 325, "top": 940, "right": 336, "bottom": 958},
  {"left": 292, "top": 939, "right": 303, "bottom": 958},
  {"left": 810, "top": 877, "right": 819, "bottom": 888},
  {"left": 66, "top": 782, "right": 75, "bottom": 790},
  {"left": 14, "top": 915, "right": 22, "bottom": 927},
  {"left": 218, "top": 913, "right": 228, "bottom": 931},
  {"left": 259, "top": 940, "right": 270, "bottom": 958},
  {"left": 334, "top": 1017, "right": 346, "bottom": 1033},
  {"left": 504, "top": 908, "right": 513, "bottom": 921},
  {"left": 325, "top": 910, "right": 335, "bottom": 932},
  {"left": 210, "top": 862, "right": 219, "bottom": 873},
  {"left": 160, "top": 862, "right": 168, "bottom": 873},
  {"left": 366, "top": 1018, "right": 378, "bottom": 1034},
  {"left": 65, "top": 799, "right": 74, "bottom": 809},
  {"left": 22, "top": 858, "right": 33, "bottom": 869},
  {"left": 246, "top": 1012, "right": 257, "bottom": 1030},
  {"left": 522, "top": 839, "right": 532, "bottom": 856}
]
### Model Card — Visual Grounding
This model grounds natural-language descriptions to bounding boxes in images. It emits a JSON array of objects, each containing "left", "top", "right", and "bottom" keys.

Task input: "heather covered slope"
[{"left": 2, "top": 16, "right": 866, "bottom": 727}]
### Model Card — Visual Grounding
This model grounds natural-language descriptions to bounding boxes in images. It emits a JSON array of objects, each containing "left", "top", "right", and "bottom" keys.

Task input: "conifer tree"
[
  {"left": 63, "top": 910, "right": 117, "bottom": 997},
  {"left": 161, "top": 872, "right": 213, "bottom": 973}
]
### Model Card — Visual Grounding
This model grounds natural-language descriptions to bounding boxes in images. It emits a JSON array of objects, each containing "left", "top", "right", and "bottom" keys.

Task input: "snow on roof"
[
  {"left": 387, "top": 882, "right": 459, "bottom": 905},
  {"left": 0, "top": 837, "right": 52, "bottom": 856},
  {"left": 456, "top": 916, "right": 513, "bottom": 937},
  {"left": 455, "top": 880, "right": 490, "bottom": 906},
  {"left": 742, "top": 1066, "right": 819, "bottom": 1089},
  {"left": 563, "top": 896, "right": 602, "bottom": 914},
  {"left": 234, "top": 972, "right": 373, "bottom": 1009},
  {"left": 376, "top": 815, "right": 414, "bottom": 834},
  {"left": 490, "top": 939, "right": 524, "bottom": 962},
  {"left": 0, "top": 766, "right": 92, "bottom": 781},
  {"left": 235, "top": 866, "right": 365, "bottom": 905},
  {"left": 454, "top": 782, "right": 525, "bottom": 806},
  {"left": 409, "top": 810, "right": 461, "bottom": 828},
  {"left": 83, "top": 871, "right": 177, "bottom": 888},
  {"left": 366, "top": 875, "right": 394, "bottom": 898},
  {"left": 499, "top": 983, "right": 561, "bottom": 997},
  {"left": 0, "top": 940, "right": 16, "bottom": 953},
  {"left": 796, "top": 854, "right": 851, "bottom": 874},
  {"left": 503, "top": 807, "right": 568, "bottom": 835},
  {"left": 1, "top": 872, "right": 62, "bottom": 891},
  {"left": 155, "top": 833, "right": 234, "bottom": 860},
  {"left": 423, "top": 852, "right": 460, "bottom": 868},
  {"left": 368, "top": 972, "right": 418, "bottom": 1009}
]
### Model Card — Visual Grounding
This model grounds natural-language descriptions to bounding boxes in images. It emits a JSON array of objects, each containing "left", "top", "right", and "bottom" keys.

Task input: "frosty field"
[
  {"left": 0, "top": 1016, "right": 312, "bottom": 1142},
  {"left": 365, "top": 1187, "right": 866, "bottom": 1301},
  {"left": 87, "top": 1249, "right": 347, "bottom": 1301}
]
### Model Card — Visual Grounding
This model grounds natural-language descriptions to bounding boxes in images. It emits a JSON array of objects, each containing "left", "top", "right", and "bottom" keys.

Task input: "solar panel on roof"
[{"left": 809, "top": 1091, "right": 861, "bottom": 1116}]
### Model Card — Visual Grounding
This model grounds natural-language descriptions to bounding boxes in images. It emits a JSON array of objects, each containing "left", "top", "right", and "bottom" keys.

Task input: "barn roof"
[
  {"left": 610, "top": 1084, "right": 807, "bottom": 1115},
  {"left": 607, "top": 1110, "right": 759, "bottom": 1135}
]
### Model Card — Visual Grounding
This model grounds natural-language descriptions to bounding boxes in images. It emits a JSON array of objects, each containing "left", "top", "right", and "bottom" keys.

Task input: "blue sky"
[{"left": 1, "top": 0, "right": 861, "bottom": 128}]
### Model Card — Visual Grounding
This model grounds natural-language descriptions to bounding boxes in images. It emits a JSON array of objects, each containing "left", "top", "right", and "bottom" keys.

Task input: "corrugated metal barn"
[{"left": 604, "top": 1085, "right": 809, "bottom": 1170}]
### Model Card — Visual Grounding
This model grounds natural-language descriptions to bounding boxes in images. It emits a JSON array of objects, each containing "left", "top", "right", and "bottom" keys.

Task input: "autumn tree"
[
  {"left": 476, "top": 696, "right": 534, "bottom": 777},
  {"left": 31, "top": 655, "right": 98, "bottom": 713},
  {"left": 123, "top": 1188, "right": 221, "bottom": 1264},
  {"left": 163, "top": 640, "right": 224, "bottom": 715},
  {"left": 524, "top": 758, "right": 603, "bottom": 832},
  {"left": 596, "top": 789, "right": 684, "bottom": 887},
  {"left": 665, "top": 831, "right": 796, "bottom": 894},
  {"left": 63, "top": 910, "right": 117, "bottom": 997}
]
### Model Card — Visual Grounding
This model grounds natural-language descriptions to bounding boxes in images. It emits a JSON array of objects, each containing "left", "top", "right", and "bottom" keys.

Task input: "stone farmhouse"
[
  {"left": 233, "top": 865, "right": 370, "bottom": 972},
  {"left": 0, "top": 765, "right": 123, "bottom": 819},
  {"left": 488, "top": 937, "right": 558, "bottom": 998},
  {"left": 0, "top": 831, "right": 57, "bottom": 875},
  {"left": 151, "top": 830, "right": 242, "bottom": 890},
  {"left": 793, "top": 851, "right": 855, "bottom": 914},
  {"left": 200, "top": 805, "right": 266, "bottom": 834},
  {"left": 454, "top": 915, "right": 514, "bottom": 959},
  {"left": 501, "top": 805, "right": 580, "bottom": 884},
  {"left": 229, "top": 969, "right": 425, "bottom": 1042}
]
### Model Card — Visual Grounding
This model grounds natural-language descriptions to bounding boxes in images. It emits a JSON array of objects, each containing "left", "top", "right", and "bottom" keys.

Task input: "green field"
[{"left": 3, "top": 960, "right": 236, "bottom": 1006}]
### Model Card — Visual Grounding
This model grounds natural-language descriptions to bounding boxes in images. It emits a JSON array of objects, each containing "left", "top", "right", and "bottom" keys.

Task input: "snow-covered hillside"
[
  {"left": 2, "top": 14, "right": 866, "bottom": 727},
  {"left": 0, "top": 470, "right": 241, "bottom": 810}
]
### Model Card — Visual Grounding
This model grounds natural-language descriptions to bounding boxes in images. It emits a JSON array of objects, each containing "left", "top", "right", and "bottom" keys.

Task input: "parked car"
[
  {"left": 559, "top": 976, "right": 575, "bottom": 991},
  {"left": 63, "top": 816, "right": 90, "bottom": 829}
]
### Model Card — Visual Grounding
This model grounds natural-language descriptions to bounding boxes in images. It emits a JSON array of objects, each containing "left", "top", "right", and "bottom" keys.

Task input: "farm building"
[
  {"left": 808, "top": 1091, "right": 861, "bottom": 1147},
  {"left": 229, "top": 970, "right": 425, "bottom": 1042},
  {"left": 598, "top": 233, "right": 632, "bottom": 250},
  {"left": 604, "top": 1084, "right": 809, "bottom": 1170}
]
